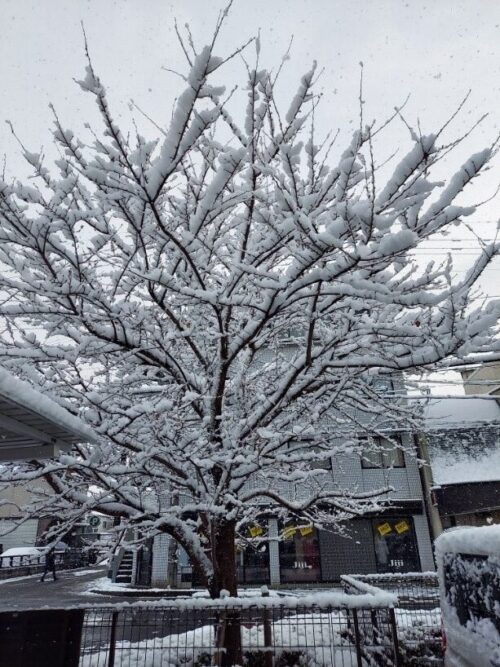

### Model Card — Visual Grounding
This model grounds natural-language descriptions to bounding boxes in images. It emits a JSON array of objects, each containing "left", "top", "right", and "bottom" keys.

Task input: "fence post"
[
  {"left": 213, "top": 610, "right": 226, "bottom": 667},
  {"left": 351, "top": 609, "right": 363, "bottom": 667},
  {"left": 388, "top": 607, "right": 401, "bottom": 667},
  {"left": 261, "top": 588, "right": 273, "bottom": 667},
  {"left": 107, "top": 611, "right": 118, "bottom": 667},
  {"left": 370, "top": 609, "right": 386, "bottom": 667}
]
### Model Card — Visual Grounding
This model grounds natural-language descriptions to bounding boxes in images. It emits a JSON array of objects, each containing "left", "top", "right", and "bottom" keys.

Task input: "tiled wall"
[
  {"left": 319, "top": 520, "right": 377, "bottom": 580},
  {"left": 268, "top": 518, "right": 280, "bottom": 585},
  {"left": 151, "top": 533, "right": 170, "bottom": 587}
]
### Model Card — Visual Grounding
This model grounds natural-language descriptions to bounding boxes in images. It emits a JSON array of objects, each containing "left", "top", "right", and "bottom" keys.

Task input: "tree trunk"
[{"left": 210, "top": 520, "right": 242, "bottom": 667}]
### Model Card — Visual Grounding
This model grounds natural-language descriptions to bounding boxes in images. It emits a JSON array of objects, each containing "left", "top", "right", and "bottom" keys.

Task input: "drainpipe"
[{"left": 414, "top": 433, "right": 443, "bottom": 541}]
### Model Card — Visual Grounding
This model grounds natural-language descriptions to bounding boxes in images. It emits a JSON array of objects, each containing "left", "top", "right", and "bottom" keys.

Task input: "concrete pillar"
[
  {"left": 413, "top": 513, "right": 435, "bottom": 571},
  {"left": 268, "top": 518, "right": 280, "bottom": 586},
  {"left": 151, "top": 533, "right": 170, "bottom": 587}
]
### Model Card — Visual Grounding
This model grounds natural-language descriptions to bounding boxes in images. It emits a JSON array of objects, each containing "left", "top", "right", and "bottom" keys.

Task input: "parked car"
[
  {"left": 435, "top": 525, "right": 500, "bottom": 667},
  {"left": 0, "top": 546, "right": 45, "bottom": 567}
]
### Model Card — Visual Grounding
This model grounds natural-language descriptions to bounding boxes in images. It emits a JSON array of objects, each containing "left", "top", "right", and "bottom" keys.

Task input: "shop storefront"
[
  {"left": 372, "top": 517, "right": 420, "bottom": 573},
  {"left": 149, "top": 509, "right": 433, "bottom": 588},
  {"left": 278, "top": 525, "right": 321, "bottom": 583}
]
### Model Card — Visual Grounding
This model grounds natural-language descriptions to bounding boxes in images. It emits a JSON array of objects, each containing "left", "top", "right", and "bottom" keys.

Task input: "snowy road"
[{"left": 0, "top": 567, "right": 120, "bottom": 610}]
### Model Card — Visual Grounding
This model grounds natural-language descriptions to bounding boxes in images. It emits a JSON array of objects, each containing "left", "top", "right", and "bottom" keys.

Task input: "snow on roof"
[
  {"left": 424, "top": 397, "right": 500, "bottom": 430},
  {"left": 424, "top": 397, "right": 500, "bottom": 485},
  {"left": 435, "top": 524, "right": 500, "bottom": 557},
  {"left": 430, "top": 447, "right": 500, "bottom": 485},
  {"left": 0, "top": 366, "right": 95, "bottom": 442}
]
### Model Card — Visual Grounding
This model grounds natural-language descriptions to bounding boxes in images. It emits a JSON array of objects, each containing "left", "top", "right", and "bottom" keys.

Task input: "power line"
[{"left": 408, "top": 378, "right": 500, "bottom": 386}]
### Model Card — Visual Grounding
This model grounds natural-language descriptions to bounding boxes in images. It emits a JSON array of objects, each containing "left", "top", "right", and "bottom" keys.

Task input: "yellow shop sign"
[
  {"left": 249, "top": 525, "right": 263, "bottom": 538},
  {"left": 395, "top": 520, "right": 409, "bottom": 534},
  {"left": 377, "top": 522, "right": 392, "bottom": 536},
  {"left": 282, "top": 526, "right": 296, "bottom": 539}
]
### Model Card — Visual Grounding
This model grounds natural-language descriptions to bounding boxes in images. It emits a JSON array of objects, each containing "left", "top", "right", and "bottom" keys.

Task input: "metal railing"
[
  {"left": 79, "top": 603, "right": 400, "bottom": 667},
  {"left": 0, "top": 550, "right": 88, "bottom": 580},
  {"left": 342, "top": 573, "right": 443, "bottom": 665},
  {"left": 0, "top": 596, "right": 404, "bottom": 667}
]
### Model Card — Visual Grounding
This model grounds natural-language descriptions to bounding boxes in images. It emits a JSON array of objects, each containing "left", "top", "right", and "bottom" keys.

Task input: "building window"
[
  {"left": 287, "top": 440, "right": 332, "bottom": 471},
  {"left": 372, "top": 517, "right": 420, "bottom": 573},
  {"left": 237, "top": 543, "right": 270, "bottom": 584},
  {"left": 360, "top": 434, "right": 405, "bottom": 468},
  {"left": 279, "top": 525, "right": 321, "bottom": 583},
  {"left": 237, "top": 523, "right": 270, "bottom": 584},
  {"left": 371, "top": 376, "right": 394, "bottom": 393}
]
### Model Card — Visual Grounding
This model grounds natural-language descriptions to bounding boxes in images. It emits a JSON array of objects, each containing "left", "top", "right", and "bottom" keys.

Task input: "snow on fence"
[
  {"left": 80, "top": 604, "right": 399, "bottom": 667},
  {"left": 0, "top": 592, "right": 404, "bottom": 667},
  {"left": 341, "top": 573, "right": 443, "bottom": 666}
]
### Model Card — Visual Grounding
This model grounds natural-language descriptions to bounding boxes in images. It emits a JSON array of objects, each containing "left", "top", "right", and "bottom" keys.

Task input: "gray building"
[
  {"left": 121, "top": 390, "right": 435, "bottom": 588},
  {"left": 110, "top": 368, "right": 435, "bottom": 587},
  {"left": 421, "top": 397, "right": 500, "bottom": 535}
]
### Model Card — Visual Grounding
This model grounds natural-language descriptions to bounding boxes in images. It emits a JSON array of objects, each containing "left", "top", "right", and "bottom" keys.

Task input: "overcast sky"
[{"left": 1, "top": 0, "right": 499, "bottom": 393}]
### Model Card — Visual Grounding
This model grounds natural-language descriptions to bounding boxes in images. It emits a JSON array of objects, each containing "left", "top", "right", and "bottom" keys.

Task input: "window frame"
[{"left": 360, "top": 434, "right": 405, "bottom": 469}]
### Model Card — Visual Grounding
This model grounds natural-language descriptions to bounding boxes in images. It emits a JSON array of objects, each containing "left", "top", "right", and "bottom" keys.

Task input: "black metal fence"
[
  {"left": 0, "top": 550, "right": 87, "bottom": 580},
  {"left": 342, "top": 573, "right": 443, "bottom": 666},
  {"left": 1, "top": 599, "right": 405, "bottom": 667}
]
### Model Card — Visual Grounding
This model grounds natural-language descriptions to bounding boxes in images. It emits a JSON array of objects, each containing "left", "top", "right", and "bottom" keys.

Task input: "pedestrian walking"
[{"left": 40, "top": 547, "right": 57, "bottom": 582}]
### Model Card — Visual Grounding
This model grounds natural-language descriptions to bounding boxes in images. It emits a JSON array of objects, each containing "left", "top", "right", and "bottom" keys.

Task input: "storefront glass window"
[
  {"left": 373, "top": 517, "right": 419, "bottom": 573},
  {"left": 237, "top": 543, "right": 270, "bottom": 584},
  {"left": 279, "top": 525, "right": 321, "bottom": 583}
]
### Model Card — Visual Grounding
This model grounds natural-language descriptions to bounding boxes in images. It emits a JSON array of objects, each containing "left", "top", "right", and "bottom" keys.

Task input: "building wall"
[
  {"left": 413, "top": 513, "right": 435, "bottom": 571},
  {"left": 0, "top": 519, "right": 39, "bottom": 553},
  {"left": 268, "top": 519, "right": 280, "bottom": 585},
  {"left": 461, "top": 362, "right": 500, "bottom": 400},
  {"left": 151, "top": 533, "right": 170, "bottom": 587},
  {"left": 443, "top": 509, "right": 500, "bottom": 529},
  {"left": 0, "top": 481, "right": 52, "bottom": 519},
  {"left": 319, "top": 520, "right": 376, "bottom": 580},
  {"left": 0, "top": 482, "right": 54, "bottom": 553}
]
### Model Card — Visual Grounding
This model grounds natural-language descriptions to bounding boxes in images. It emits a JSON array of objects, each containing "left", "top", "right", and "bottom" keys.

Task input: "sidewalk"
[{"left": 0, "top": 567, "right": 119, "bottom": 610}]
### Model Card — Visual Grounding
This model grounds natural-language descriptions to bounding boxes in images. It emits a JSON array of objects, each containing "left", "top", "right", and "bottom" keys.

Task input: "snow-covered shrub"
[
  {"left": 436, "top": 526, "right": 500, "bottom": 666},
  {"left": 395, "top": 609, "right": 442, "bottom": 665}
]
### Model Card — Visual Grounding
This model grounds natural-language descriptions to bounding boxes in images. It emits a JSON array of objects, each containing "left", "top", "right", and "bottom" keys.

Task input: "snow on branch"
[{"left": 0, "top": 25, "right": 498, "bottom": 595}]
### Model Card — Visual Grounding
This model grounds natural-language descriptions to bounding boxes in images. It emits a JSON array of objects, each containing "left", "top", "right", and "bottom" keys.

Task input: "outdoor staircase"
[{"left": 115, "top": 550, "right": 134, "bottom": 583}]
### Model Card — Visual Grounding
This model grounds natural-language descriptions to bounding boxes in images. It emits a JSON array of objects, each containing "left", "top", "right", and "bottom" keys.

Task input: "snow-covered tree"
[{"left": 0, "top": 15, "right": 499, "bottom": 622}]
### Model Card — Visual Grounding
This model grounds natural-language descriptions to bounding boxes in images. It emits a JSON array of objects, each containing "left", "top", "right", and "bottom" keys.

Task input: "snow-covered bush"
[{"left": 436, "top": 525, "right": 500, "bottom": 666}]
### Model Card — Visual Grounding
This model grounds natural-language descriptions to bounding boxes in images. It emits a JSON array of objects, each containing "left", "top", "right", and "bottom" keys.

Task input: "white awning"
[{"left": 0, "top": 367, "right": 95, "bottom": 462}]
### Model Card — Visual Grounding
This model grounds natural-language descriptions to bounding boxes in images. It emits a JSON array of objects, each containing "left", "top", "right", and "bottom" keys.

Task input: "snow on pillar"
[{"left": 268, "top": 518, "right": 280, "bottom": 586}]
